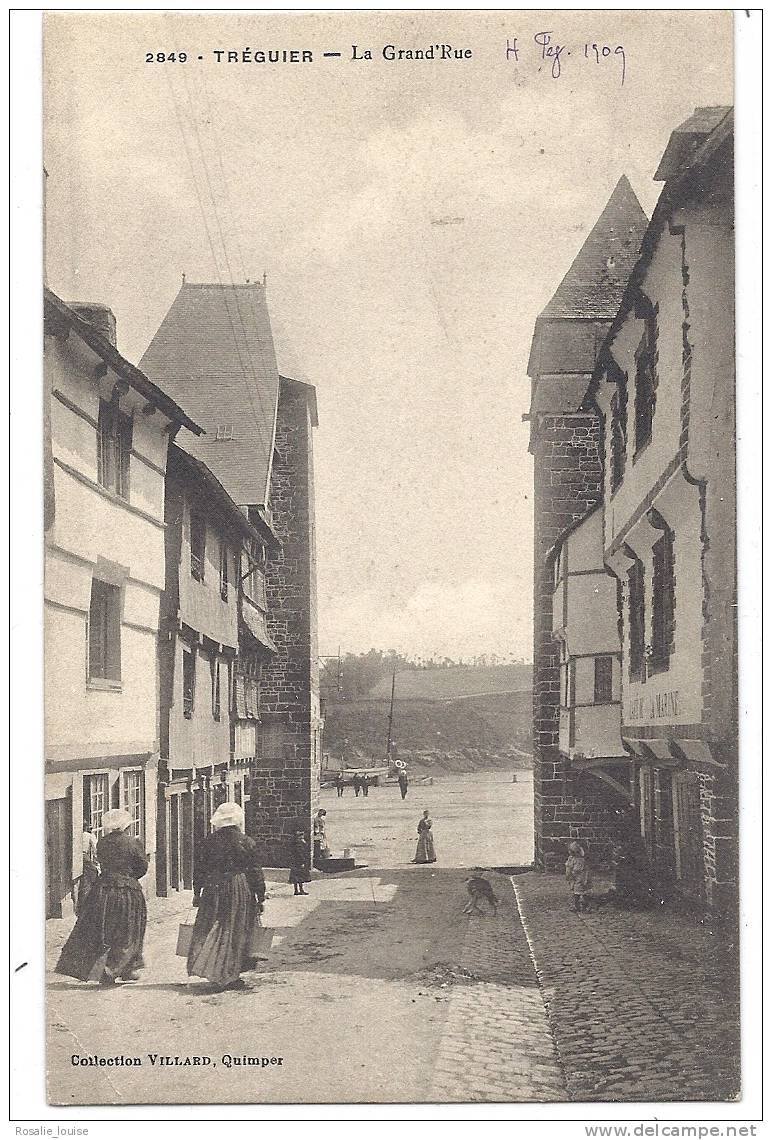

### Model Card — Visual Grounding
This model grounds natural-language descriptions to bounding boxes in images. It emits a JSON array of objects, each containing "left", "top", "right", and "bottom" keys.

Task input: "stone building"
[
  {"left": 156, "top": 443, "right": 277, "bottom": 895},
  {"left": 527, "top": 177, "right": 649, "bottom": 871},
  {"left": 589, "top": 108, "right": 735, "bottom": 917},
  {"left": 140, "top": 281, "right": 321, "bottom": 866},
  {"left": 43, "top": 287, "right": 202, "bottom": 917},
  {"left": 528, "top": 108, "right": 736, "bottom": 921},
  {"left": 547, "top": 507, "right": 628, "bottom": 800}
]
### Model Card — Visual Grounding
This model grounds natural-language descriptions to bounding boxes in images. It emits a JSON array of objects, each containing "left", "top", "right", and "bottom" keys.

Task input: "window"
[
  {"left": 634, "top": 303, "right": 658, "bottom": 455},
  {"left": 568, "top": 660, "right": 576, "bottom": 707},
  {"left": 190, "top": 511, "right": 206, "bottom": 581},
  {"left": 84, "top": 773, "right": 108, "bottom": 837},
  {"left": 182, "top": 646, "right": 196, "bottom": 718},
  {"left": 242, "top": 539, "right": 267, "bottom": 608},
  {"left": 553, "top": 544, "right": 566, "bottom": 590},
  {"left": 594, "top": 656, "right": 614, "bottom": 704},
  {"left": 211, "top": 655, "right": 221, "bottom": 721},
  {"left": 628, "top": 559, "right": 645, "bottom": 681},
  {"left": 215, "top": 424, "right": 234, "bottom": 441},
  {"left": 220, "top": 541, "right": 229, "bottom": 602},
  {"left": 651, "top": 526, "right": 675, "bottom": 672},
  {"left": 610, "top": 387, "right": 627, "bottom": 492},
  {"left": 122, "top": 770, "right": 143, "bottom": 840},
  {"left": 234, "top": 781, "right": 243, "bottom": 807},
  {"left": 88, "top": 578, "right": 121, "bottom": 682},
  {"left": 560, "top": 663, "right": 569, "bottom": 707},
  {"left": 97, "top": 400, "right": 132, "bottom": 498}
]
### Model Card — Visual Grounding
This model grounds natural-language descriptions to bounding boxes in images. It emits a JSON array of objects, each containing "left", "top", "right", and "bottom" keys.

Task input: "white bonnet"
[
  {"left": 211, "top": 802, "right": 245, "bottom": 832},
  {"left": 102, "top": 808, "right": 133, "bottom": 834}
]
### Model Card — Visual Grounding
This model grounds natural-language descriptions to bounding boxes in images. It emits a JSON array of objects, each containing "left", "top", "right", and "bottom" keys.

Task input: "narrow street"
[
  {"left": 47, "top": 771, "right": 556, "bottom": 1105},
  {"left": 45, "top": 769, "right": 740, "bottom": 1106}
]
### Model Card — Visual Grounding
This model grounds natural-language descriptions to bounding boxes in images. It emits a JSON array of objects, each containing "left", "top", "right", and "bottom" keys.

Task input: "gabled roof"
[
  {"left": 139, "top": 281, "right": 280, "bottom": 508},
  {"left": 538, "top": 176, "right": 649, "bottom": 321},
  {"left": 167, "top": 444, "right": 275, "bottom": 548},
  {"left": 44, "top": 287, "right": 203, "bottom": 436},
  {"left": 654, "top": 106, "right": 732, "bottom": 181},
  {"left": 587, "top": 108, "right": 734, "bottom": 396}
]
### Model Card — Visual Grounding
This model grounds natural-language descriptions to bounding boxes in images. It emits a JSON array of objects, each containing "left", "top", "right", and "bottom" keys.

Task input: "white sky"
[{"left": 43, "top": 10, "right": 733, "bottom": 661}]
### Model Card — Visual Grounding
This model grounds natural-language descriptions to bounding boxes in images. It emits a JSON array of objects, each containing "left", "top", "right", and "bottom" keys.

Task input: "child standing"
[
  {"left": 289, "top": 830, "right": 311, "bottom": 897},
  {"left": 565, "top": 841, "right": 593, "bottom": 913}
]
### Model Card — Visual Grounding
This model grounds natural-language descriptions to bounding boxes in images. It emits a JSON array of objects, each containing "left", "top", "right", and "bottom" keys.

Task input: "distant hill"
[
  {"left": 323, "top": 665, "right": 533, "bottom": 777},
  {"left": 367, "top": 663, "right": 532, "bottom": 702}
]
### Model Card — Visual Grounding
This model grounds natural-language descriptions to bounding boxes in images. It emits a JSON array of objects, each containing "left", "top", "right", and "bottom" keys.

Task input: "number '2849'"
[{"left": 145, "top": 52, "right": 188, "bottom": 63}]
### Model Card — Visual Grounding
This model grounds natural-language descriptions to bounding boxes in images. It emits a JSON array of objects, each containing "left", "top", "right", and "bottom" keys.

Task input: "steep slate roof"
[
  {"left": 44, "top": 287, "right": 204, "bottom": 435},
  {"left": 139, "top": 282, "right": 279, "bottom": 508},
  {"left": 538, "top": 176, "right": 649, "bottom": 321}
]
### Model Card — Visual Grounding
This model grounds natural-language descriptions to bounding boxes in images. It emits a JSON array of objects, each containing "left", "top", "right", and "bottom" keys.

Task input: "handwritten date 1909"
[{"left": 506, "top": 32, "right": 626, "bottom": 86}]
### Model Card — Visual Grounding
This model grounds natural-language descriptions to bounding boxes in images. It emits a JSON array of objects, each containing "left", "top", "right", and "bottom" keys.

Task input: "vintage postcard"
[{"left": 35, "top": 8, "right": 745, "bottom": 1110}]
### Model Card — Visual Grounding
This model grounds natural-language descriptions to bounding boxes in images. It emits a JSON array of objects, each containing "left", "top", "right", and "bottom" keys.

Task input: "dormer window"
[
  {"left": 190, "top": 510, "right": 206, "bottom": 581},
  {"left": 650, "top": 524, "right": 676, "bottom": 673},
  {"left": 97, "top": 399, "right": 132, "bottom": 498},
  {"left": 215, "top": 424, "right": 234, "bottom": 441},
  {"left": 634, "top": 298, "right": 658, "bottom": 457}
]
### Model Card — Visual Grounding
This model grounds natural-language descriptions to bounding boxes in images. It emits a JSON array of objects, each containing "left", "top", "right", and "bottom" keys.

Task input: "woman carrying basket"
[
  {"left": 55, "top": 808, "right": 148, "bottom": 986},
  {"left": 187, "top": 802, "right": 266, "bottom": 992}
]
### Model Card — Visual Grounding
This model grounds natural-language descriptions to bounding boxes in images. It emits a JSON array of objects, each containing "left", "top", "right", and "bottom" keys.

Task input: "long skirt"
[
  {"left": 55, "top": 876, "right": 147, "bottom": 982},
  {"left": 187, "top": 872, "right": 257, "bottom": 986},
  {"left": 73, "top": 864, "right": 99, "bottom": 916},
  {"left": 288, "top": 865, "right": 310, "bottom": 885},
  {"left": 414, "top": 832, "right": 437, "bottom": 863}
]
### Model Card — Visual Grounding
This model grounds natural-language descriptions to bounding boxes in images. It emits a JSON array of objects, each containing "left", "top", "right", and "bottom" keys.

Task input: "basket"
[
  {"left": 248, "top": 915, "right": 274, "bottom": 957},
  {"left": 176, "top": 918, "right": 196, "bottom": 957}
]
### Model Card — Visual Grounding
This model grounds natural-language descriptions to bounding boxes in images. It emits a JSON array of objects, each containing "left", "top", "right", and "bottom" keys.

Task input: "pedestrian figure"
[
  {"left": 335, "top": 771, "right": 345, "bottom": 797},
  {"left": 313, "top": 808, "right": 329, "bottom": 866},
  {"left": 397, "top": 769, "right": 408, "bottom": 800},
  {"left": 566, "top": 841, "right": 593, "bottom": 913},
  {"left": 187, "top": 802, "right": 266, "bottom": 992},
  {"left": 55, "top": 809, "right": 148, "bottom": 986},
  {"left": 74, "top": 825, "right": 100, "bottom": 916},
  {"left": 611, "top": 804, "right": 657, "bottom": 908},
  {"left": 362, "top": 775, "right": 369, "bottom": 797},
  {"left": 412, "top": 810, "right": 437, "bottom": 864},
  {"left": 353, "top": 774, "right": 362, "bottom": 797},
  {"left": 289, "top": 829, "right": 311, "bottom": 896}
]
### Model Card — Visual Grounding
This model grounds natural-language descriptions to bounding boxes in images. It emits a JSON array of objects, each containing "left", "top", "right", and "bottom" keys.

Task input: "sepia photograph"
[{"left": 12, "top": 6, "right": 759, "bottom": 1116}]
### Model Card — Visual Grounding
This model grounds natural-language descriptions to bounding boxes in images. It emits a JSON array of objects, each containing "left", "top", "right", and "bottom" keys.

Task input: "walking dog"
[{"left": 463, "top": 874, "right": 498, "bottom": 916}]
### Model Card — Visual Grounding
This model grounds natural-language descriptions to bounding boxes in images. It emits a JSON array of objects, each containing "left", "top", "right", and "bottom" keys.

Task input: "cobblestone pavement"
[
  {"left": 45, "top": 867, "right": 565, "bottom": 1105},
  {"left": 513, "top": 872, "right": 741, "bottom": 1103},
  {"left": 429, "top": 873, "right": 565, "bottom": 1102}
]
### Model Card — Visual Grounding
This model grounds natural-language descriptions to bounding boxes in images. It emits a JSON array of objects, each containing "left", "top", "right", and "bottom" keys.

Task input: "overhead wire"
[{"left": 160, "top": 14, "right": 273, "bottom": 462}]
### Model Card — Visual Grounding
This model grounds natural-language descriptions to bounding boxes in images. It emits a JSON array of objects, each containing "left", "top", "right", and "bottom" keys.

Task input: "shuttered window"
[
  {"left": 88, "top": 578, "right": 121, "bottom": 682},
  {"left": 628, "top": 559, "right": 645, "bottom": 681},
  {"left": 210, "top": 655, "right": 221, "bottom": 721},
  {"left": 97, "top": 400, "right": 132, "bottom": 499},
  {"left": 190, "top": 511, "right": 206, "bottom": 581},
  {"left": 651, "top": 527, "right": 675, "bottom": 672},
  {"left": 594, "top": 656, "right": 614, "bottom": 704},
  {"left": 182, "top": 647, "right": 196, "bottom": 718}
]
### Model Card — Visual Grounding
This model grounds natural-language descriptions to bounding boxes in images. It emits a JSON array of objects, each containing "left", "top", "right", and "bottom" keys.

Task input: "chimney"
[{"left": 69, "top": 302, "right": 117, "bottom": 347}]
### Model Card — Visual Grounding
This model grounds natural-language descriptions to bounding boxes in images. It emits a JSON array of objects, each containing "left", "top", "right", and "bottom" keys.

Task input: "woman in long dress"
[
  {"left": 187, "top": 802, "right": 266, "bottom": 992},
  {"left": 413, "top": 810, "right": 437, "bottom": 864},
  {"left": 56, "top": 809, "right": 148, "bottom": 986}
]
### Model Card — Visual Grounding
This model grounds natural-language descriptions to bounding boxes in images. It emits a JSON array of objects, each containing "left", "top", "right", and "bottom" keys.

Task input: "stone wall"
[
  {"left": 250, "top": 380, "right": 318, "bottom": 865},
  {"left": 532, "top": 409, "right": 621, "bottom": 870}
]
